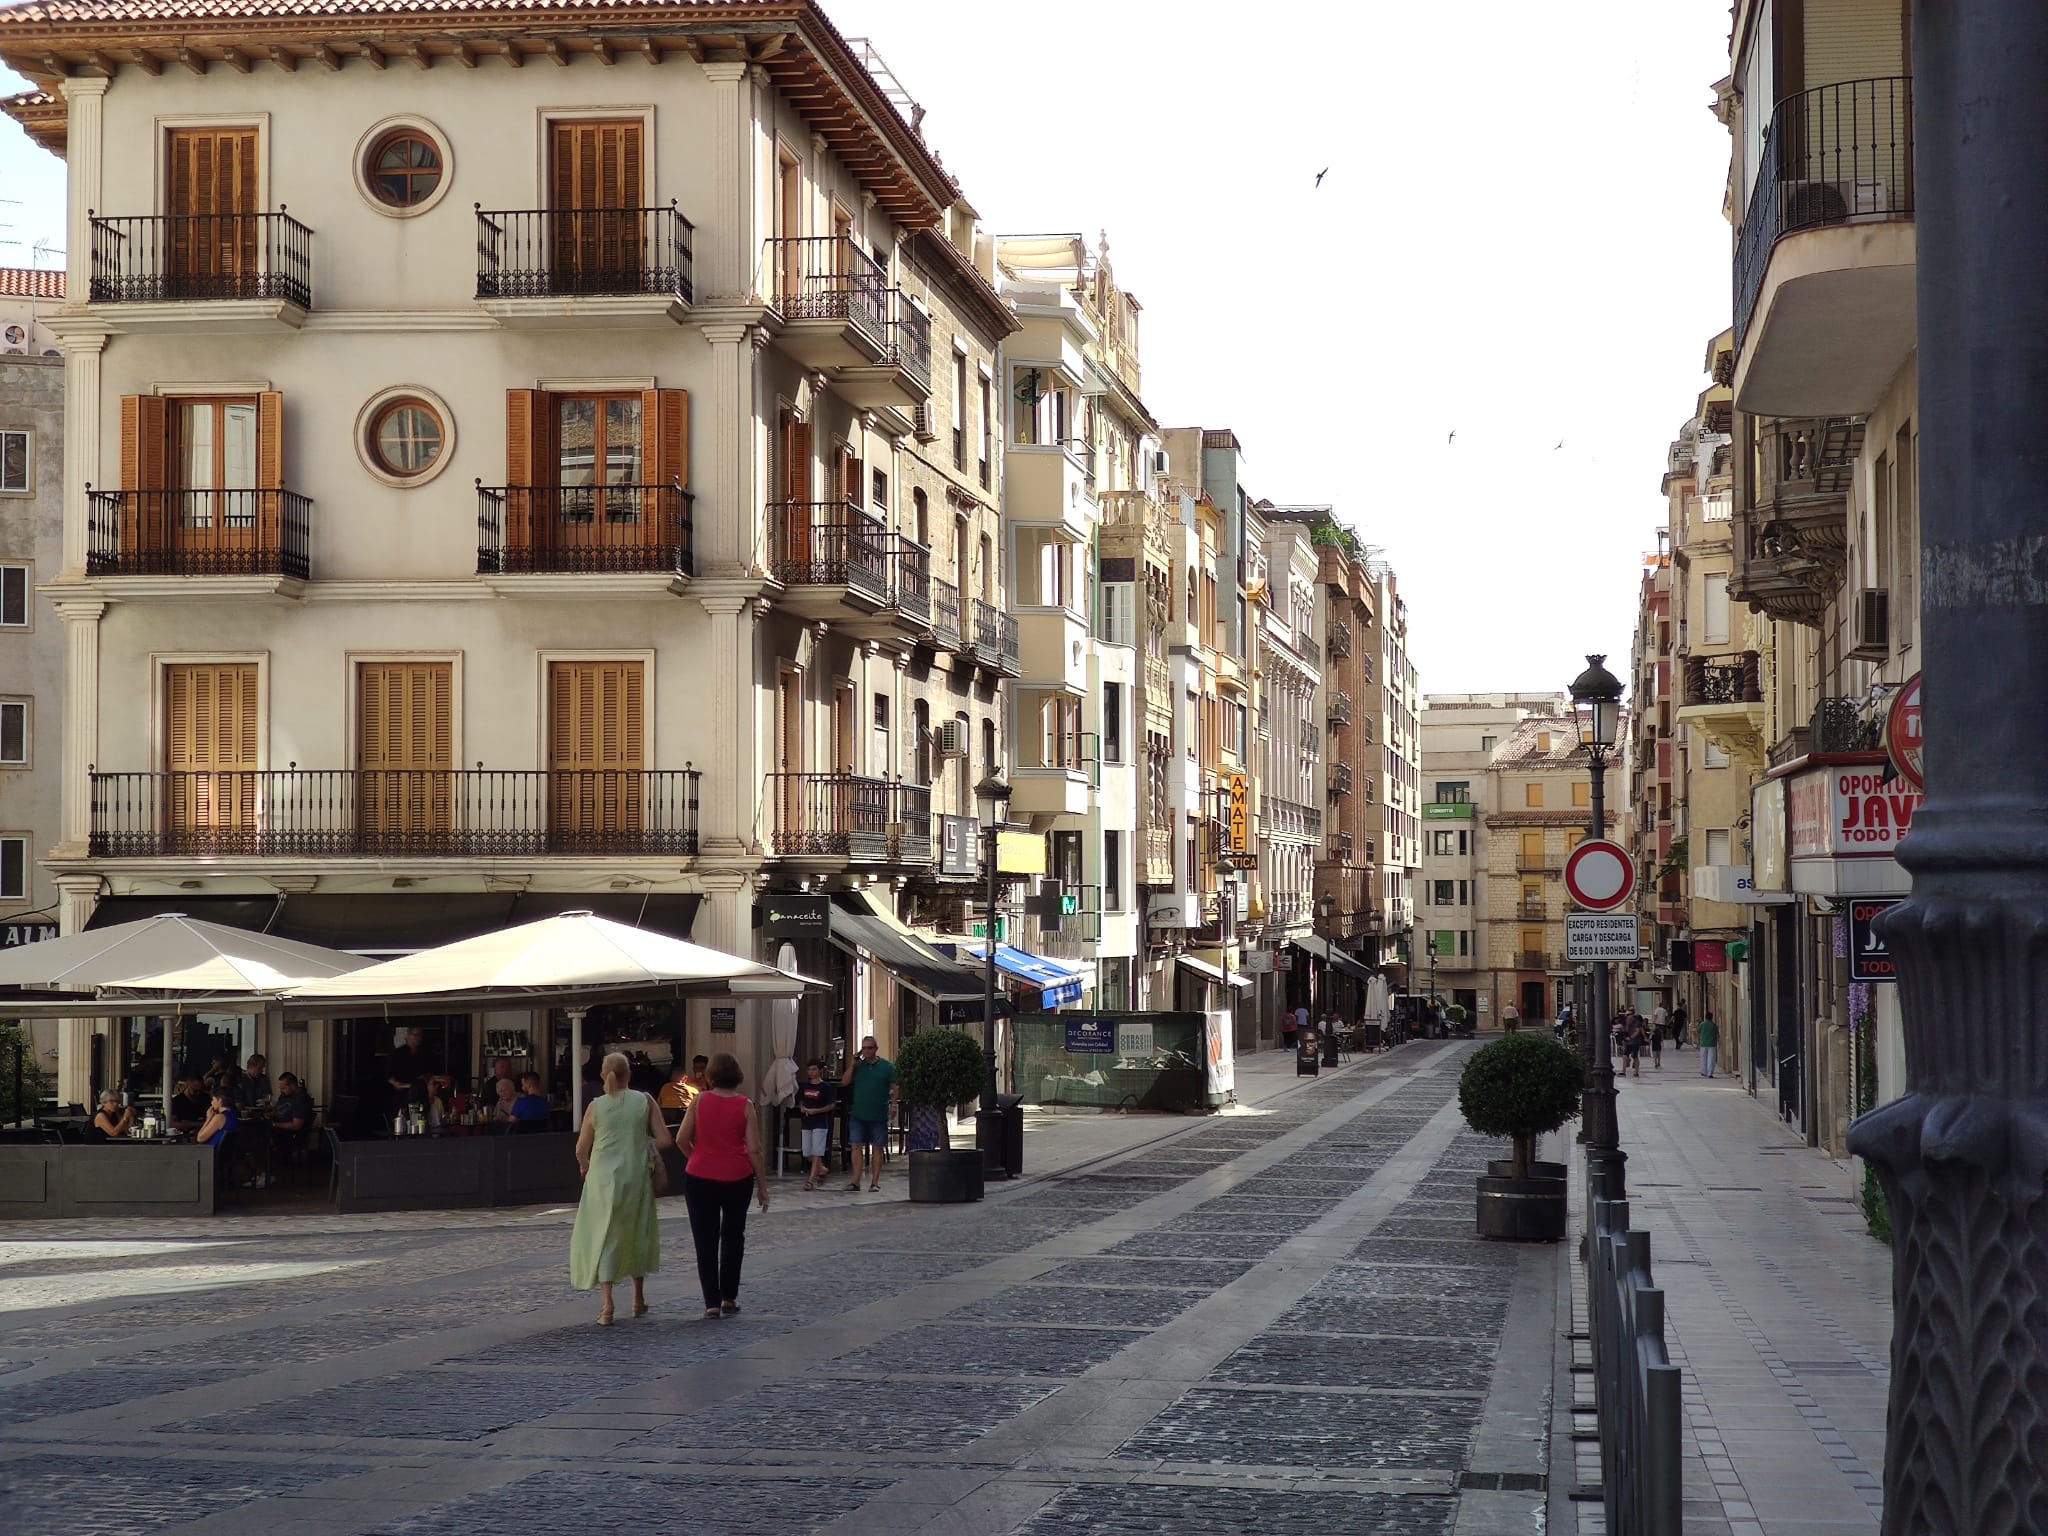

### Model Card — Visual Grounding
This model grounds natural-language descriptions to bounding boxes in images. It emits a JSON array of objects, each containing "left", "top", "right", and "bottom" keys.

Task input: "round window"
[
  {"left": 368, "top": 131, "right": 444, "bottom": 208},
  {"left": 370, "top": 398, "right": 445, "bottom": 478}
]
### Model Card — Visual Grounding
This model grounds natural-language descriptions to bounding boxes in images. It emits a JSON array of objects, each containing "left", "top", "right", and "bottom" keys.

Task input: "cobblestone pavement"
[{"left": 0, "top": 1043, "right": 1575, "bottom": 1535}]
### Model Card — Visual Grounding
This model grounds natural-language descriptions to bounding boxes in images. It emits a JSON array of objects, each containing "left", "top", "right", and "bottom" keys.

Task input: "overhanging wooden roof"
[{"left": 0, "top": 0, "right": 956, "bottom": 224}]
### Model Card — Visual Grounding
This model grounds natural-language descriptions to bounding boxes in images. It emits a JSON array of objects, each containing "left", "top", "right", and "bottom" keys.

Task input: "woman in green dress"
[{"left": 570, "top": 1051, "right": 673, "bottom": 1325}]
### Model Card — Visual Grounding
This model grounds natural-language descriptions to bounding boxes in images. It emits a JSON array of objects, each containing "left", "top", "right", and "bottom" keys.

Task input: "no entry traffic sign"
[{"left": 1564, "top": 838, "right": 1637, "bottom": 912}]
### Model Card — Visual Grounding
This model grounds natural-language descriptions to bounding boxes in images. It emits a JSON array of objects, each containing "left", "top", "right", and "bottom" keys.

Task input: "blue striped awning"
[{"left": 957, "top": 943, "right": 1086, "bottom": 1009}]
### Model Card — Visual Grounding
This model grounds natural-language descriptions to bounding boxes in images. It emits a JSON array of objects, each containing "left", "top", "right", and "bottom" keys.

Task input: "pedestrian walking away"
[
  {"left": 677, "top": 1051, "right": 770, "bottom": 1319},
  {"left": 1651, "top": 1000, "right": 1669, "bottom": 1052},
  {"left": 1671, "top": 1000, "right": 1688, "bottom": 1049},
  {"left": 796, "top": 1058, "right": 837, "bottom": 1190},
  {"left": 1621, "top": 1011, "right": 1647, "bottom": 1078},
  {"left": 570, "top": 1051, "right": 672, "bottom": 1326},
  {"left": 1501, "top": 1001, "right": 1520, "bottom": 1034},
  {"left": 1697, "top": 1011, "right": 1720, "bottom": 1078},
  {"left": 842, "top": 1034, "right": 898, "bottom": 1193},
  {"left": 1283, "top": 1002, "right": 1304, "bottom": 1052},
  {"left": 1650, "top": 1012, "right": 1664, "bottom": 1069}
]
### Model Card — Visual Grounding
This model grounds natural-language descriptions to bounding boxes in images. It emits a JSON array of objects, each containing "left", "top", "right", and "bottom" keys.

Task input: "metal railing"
[
  {"left": 1587, "top": 1173, "right": 1684, "bottom": 1535},
  {"left": 90, "top": 210, "right": 313, "bottom": 307},
  {"left": 86, "top": 488, "right": 311, "bottom": 579},
  {"left": 1681, "top": 651, "right": 1762, "bottom": 707},
  {"left": 1329, "top": 762, "right": 1353, "bottom": 798},
  {"left": 1060, "top": 437, "right": 1097, "bottom": 486},
  {"left": 769, "top": 500, "right": 891, "bottom": 599},
  {"left": 1328, "top": 691, "right": 1353, "bottom": 727},
  {"left": 89, "top": 768, "right": 700, "bottom": 857},
  {"left": 932, "top": 576, "right": 963, "bottom": 649},
  {"left": 1516, "top": 949, "right": 1554, "bottom": 971},
  {"left": 1327, "top": 616, "right": 1352, "bottom": 660},
  {"left": 1734, "top": 76, "right": 1914, "bottom": 347},
  {"left": 1518, "top": 898, "right": 1546, "bottom": 921},
  {"left": 477, "top": 483, "right": 692, "bottom": 576},
  {"left": 1298, "top": 719, "right": 1321, "bottom": 758},
  {"left": 887, "top": 291, "right": 933, "bottom": 391},
  {"left": 476, "top": 204, "right": 693, "bottom": 302},
  {"left": 888, "top": 535, "right": 931, "bottom": 624},
  {"left": 763, "top": 772, "right": 931, "bottom": 864},
  {"left": 767, "top": 235, "right": 889, "bottom": 349},
  {"left": 971, "top": 598, "right": 1020, "bottom": 672}
]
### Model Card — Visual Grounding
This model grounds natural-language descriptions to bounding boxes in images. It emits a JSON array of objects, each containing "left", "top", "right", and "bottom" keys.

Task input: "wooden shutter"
[
  {"left": 164, "top": 662, "right": 259, "bottom": 840},
  {"left": 550, "top": 119, "right": 642, "bottom": 211},
  {"left": 549, "top": 661, "right": 644, "bottom": 843},
  {"left": 167, "top": 127, "right": 259, "bottom": 283},
  {"left": 636, "top": 388, "right": 687, "bottom": 552},
  {"left": 505, "top": 389, "right": 551, "bottom": 556},
  {"left": 119, "top": 395, "right": 170, "bottom": 560},
  {"left": 780, "top": 418, "right": 813, "bottom": 573},
  {"left": 357, "top": 662, "right": 453, "bottom": 843},
  {"left": 255, "top": 390, "right": 284, "bottom": 551}
]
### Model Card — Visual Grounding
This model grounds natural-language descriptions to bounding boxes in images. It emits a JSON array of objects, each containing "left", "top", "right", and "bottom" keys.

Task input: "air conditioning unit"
[
  {"left": 910, "top": 403, "right": 940, "bottom": 443},
  {"left": 932, "top": 719, "right": 968, "bottom": 759},
  {"left": 1850, "top": 588, "right": 1890, "bottom": 660}
]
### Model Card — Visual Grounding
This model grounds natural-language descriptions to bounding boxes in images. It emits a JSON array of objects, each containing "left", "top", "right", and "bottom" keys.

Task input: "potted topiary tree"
[
  {"left": 897, "top": 1026, "right": 989, "bottom": 1204},
  {"left": 1443, "top": 1004, "right": 1473, "bottom": 1039},
  {"left": 1458, "top": 1032, "right": 1584, "bottom": 1241}
]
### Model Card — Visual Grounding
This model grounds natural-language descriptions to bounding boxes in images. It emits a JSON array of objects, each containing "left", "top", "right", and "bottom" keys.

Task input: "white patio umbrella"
[
  {"left": 283, "top": 911, "right": 821, "bottom": 1126},
  {"left": 758, "top": 943, "right": 802, "bottom": 1109}
]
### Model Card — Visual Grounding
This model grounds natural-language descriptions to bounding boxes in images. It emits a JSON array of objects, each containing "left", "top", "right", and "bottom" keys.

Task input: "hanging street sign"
[
  {"left": 1563, "top": 838, "right": 1637, "bottom": 912},
  {"left": 1850, "top": 898, "right": 1901, "bottom": 982},
  {"left": 1225, "top": 772, "right": 1251, "bottom": 856},
  {"left": 1566, "top": 912, "right": 1640, "bottom": 961}
]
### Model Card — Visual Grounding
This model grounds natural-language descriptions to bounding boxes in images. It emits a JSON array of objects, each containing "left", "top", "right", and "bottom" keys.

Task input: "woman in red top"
[{"left": 676, "top": 1052, "right": 770, "bottom": 1319}]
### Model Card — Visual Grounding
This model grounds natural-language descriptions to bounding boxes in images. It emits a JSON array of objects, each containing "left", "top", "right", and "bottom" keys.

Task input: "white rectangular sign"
[{"left": 1566, "top": 913, "right": 1639, "bottom": 961}]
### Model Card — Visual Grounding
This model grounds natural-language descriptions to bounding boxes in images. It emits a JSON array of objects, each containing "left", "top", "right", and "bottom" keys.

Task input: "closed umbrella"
[{"left": 758, "top": 943, "right": 801, "bottom": 1108}]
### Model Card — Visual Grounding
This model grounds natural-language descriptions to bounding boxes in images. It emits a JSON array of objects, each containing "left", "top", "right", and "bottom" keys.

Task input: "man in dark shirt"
[
  {"left": 385, "top": 1026, "right": 427, "bottom": 1107},
  {"left": 271, "top": 1073, "right": 314, "bottom": 1138},
  {"left": 509, "top": 1073, "right": 552, "bottom": 1133},
  {"left": 236, "top": 1053, "right": 273, "bottom": 1108},
  {"left": 168, "top": 1078, "right": 208, "bottom": 1133}
]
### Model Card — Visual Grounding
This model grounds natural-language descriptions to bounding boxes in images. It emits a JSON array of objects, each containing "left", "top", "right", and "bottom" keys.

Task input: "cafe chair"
[{"left": 324, "top": 1125, "right": 347, "bottom": 1204}]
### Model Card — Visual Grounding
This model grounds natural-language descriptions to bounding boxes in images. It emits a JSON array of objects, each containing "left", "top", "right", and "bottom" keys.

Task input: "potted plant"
[
  {"left": 897, "top": 1026, "right": 988, "bottom": 1204},
  {"left": 1444, "top": 1004, "right": 1472, "bottom": 1039},
  {"left": 1458, "top": 1032, "right": 1583, "bottom": 1241}
]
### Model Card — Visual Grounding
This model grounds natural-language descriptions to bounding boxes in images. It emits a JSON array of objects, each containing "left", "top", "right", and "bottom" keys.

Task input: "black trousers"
[{"left": 682, "top": 1172, "right": 754, "bottom": 1308}]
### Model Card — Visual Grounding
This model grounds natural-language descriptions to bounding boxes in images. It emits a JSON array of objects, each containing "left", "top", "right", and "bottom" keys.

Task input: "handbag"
[{"left": 648, "top": 1142, "right": 671, "bottom": 1195}]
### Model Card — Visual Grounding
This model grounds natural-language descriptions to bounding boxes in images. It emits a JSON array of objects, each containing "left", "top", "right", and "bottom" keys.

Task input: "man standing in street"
[
  {"left": 1501, "top": 1000, "right": 1520, "bottom": 1034},
  {"left": 842, "top": 1035, "right": 897, "bottom": 1194},
  {"left": 1283, "top": 1002, "right": 1304, "bottom": 1054},
  {"left": 1652, "top": 1000, "right": 1670, "bottom": 1052},
  {"left": 1697, "top": 1012, "right": 1720, "bottom": 1078}
]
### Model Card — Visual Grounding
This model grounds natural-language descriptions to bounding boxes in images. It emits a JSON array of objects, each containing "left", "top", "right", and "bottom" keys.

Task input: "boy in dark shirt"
[{"left": 797, "top": 1059, "right": 837, "bottom": 1190}]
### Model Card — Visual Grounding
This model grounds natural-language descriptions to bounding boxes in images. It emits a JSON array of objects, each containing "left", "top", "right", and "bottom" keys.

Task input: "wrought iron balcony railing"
[
  {"left": 971, "top": 597, "right": 1021, "bottom": 673},
  {"left": 769, "top": 500, "right": 891, "bottom": 598},
  {"left": 767, "top": 235, "right": 889, "bottom": 346},
  {"left": 1681, "top": 651, "right": 1764, "bottom": 707},
  {"left": 1328, "top": 691, "right": 1354, "bottom": 727},
  {"left": 1327, "top": 616, "right": 1352, "bottom": 660},
  {"left": 477, "top": 483, "right": 693, "bottom": 576},
  {"left": 887, "top": 290, "right": 933, "bottom": 391},
  {"left": 932, "top": 576, "right": 963, "bottom": 650},
  {"left": 1734, "top": 76, "right": 1914, "bottom": 347},
  {"left": 87, "top": 488, "right": 311, "bottom": 579},
  {"left": 476, "top": 204, "right": 694, "bottom": 302},
  {"left": 764, "top": 773, "right": 932, "bottom": 864},
  {"left": 1329, "top": 762, "right": 1354, "bottom": 799},
  {"left": 888, "top": 535, "right": 931, "bottom": 625},
  {"left": 90, "top": 768, "right": 699, "bottom": 858},
  {"left": 1517, "top": 949, "right": 1556, "bottom": 972},
  {"left": 89, "top": 211, "right": 313, "bottom": 308}
]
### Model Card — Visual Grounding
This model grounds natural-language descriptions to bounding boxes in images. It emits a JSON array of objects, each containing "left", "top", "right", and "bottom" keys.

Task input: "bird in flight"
[
  {"left": 1555, "top": 440, "right": 1565, "bottom": 450},
  {"left": 1447, "top": 429, "right": 1456, "bottom": 444},
  {"left": 1315, "top": 167, "right": 1329, "bottom": 187}
]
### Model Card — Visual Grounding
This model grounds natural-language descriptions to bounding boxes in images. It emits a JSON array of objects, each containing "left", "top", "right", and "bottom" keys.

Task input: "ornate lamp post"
[
  {"left": 1569, "top": 654, "right": 1624, "bottom": 1202},
  {"left": 973, "top": 771, "right": 1011, "bottom": 1171},
  {"left": 1314, "top": 891, "right": 1336, "bottom": 1016}
]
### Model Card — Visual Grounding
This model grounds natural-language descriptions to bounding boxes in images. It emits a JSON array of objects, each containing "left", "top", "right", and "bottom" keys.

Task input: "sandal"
[
  {"left": 597, "top": 1309, "right": 614, "bottom": 1327},
  {"left": 868, "top": 1181, "right": 881, "bottom": 1192},
  {"left": 703, "top": 1307, "right": 723, "bottom": 1320},
  {"left": 632, "top": 1301, "right": 649, "bottom": 1318},
  {"left": 846, "top": 1180, "right": 862, "bottom": 1191}
]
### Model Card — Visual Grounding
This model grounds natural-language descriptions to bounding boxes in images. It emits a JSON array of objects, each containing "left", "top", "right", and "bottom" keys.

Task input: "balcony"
[
  {"left": 768, "top": 499, "right": 890, "bottom": 612},
  {"left": 1298, "top": 719, "right": 1321, "bottom": 759},
  {"left": 87, "top": 489, "right": 311, "bottom": 582},
  {"left": 931, "top": 576, "right": 963, "bottom": 651},
  {"left": 88, "top": 211, "right": 311, "bottom": 328},
  {"left": 1729, "top": 417, "right": 1861, "bottom": 625},
  {"left": 764, "top": 773, "right": 931, "bottom": 865},
  {"left": 1518, "top": 899, "right": 1546, "bottom": 922},
  {"left": 1327, "top": 616, "right": 1352, "bottom": 660},
  {"left": 89, "top": 768, "right": 700, "bottom": 858},
  {"left": 1516, "top": 950, "right": 1556, "bottom": 972},
  {"left": 1019, "top": 606, "right": 1091, "bottom": 694},
  {"left": 766, "top": 236, "right": 889, "bottom": 369},
  {"left": 1141, "top": 826, "right": 1174, "bottom": 886},
  {"left": 475, "top": 205, "right": 693, "bottom": 326},
  {"left": 1733, "top": 77, "right": 1916, "bottom": 416},
  {"left": 1144, "top": 653, "right": 1173, "bottom": 715},
  {"left": 1328, "top": 691, "right": 1353, "bottom": 728},
  {"left": 834, "top": 290, "right": 933, "bottom": 411},
  {"left": 476, "top": 483, "right": 692, "bottom": 580},
  {"left": 970, "top": 598, "right": 1021, "bottom": 676},
  {"left": 1677, "top": 651, "right": 1768, "bottom": 765},
  {"left": 1516, "top": 853, "right": 1558, "bottom": 874},
  {"left": 1264, "top": 797, "right": 1321, "bottom": 844},
  {"left": 1328, "top": 762, "right": 1353, "bottom": 799}
]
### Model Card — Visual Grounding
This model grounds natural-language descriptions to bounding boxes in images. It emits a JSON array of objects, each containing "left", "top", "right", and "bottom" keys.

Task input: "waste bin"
[
  {"left": 1322, "top": 1030, "right": 1342, "bottom": 1067},
  {"left": 976, "top": 1094, "right": 1026, "bottom": 1180},
  {"left": 1296, "top": 1036, "right": 1321, "bottom": 1076}
]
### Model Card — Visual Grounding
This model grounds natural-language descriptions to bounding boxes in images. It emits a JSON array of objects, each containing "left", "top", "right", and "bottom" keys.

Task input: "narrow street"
[{"left": 0, "top": 1044, "right": 1573, "bottom": 1536}]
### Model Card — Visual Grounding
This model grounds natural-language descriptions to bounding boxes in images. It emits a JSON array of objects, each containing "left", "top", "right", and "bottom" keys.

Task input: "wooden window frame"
[
  {"left": 0, "top": 698, "right": 28, "bottom": 767},
  {"left": 0, "top": 428, "right": 28, "bottom": 495}
]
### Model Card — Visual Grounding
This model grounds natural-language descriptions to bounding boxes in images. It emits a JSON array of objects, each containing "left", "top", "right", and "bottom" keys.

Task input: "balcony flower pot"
[
  {"left": 1458, "top": 1033, "right": 1583, "bottom": 1243},
  {"left": 908, "top": 1147, "right": 985, "bottom": 1204},
  {"left": 897, "top": 1026, "right": 989, "bottom": 1203}
]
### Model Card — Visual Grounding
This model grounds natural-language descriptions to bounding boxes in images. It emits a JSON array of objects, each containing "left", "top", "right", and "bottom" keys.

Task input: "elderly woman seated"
[{"left": 88, "top": 1091, "right": 136, "bottom": 1143}]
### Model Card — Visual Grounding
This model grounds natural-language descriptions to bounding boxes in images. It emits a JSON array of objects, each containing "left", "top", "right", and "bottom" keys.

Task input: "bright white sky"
[{"left": 0, "top": 0, "right": 1734, "bottom": 696}]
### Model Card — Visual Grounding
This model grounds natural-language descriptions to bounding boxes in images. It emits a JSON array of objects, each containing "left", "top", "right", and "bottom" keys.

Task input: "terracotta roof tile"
[
  {"left": 0, "top": 0, "right": 767, "bottom": 20},
  {"left": 0, "top": 266, "right": 64, "bottom": 298}
]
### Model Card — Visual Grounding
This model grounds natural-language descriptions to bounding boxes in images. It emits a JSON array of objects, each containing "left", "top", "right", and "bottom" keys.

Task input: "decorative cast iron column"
[{"left": 1848, "top": 7, "right": 2048, "bottom": 1530}]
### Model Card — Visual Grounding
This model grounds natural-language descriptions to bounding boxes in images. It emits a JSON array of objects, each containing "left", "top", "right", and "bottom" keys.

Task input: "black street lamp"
[
  {"left": 973, "top": 771, "right": 1011, "bottom": 1173},
  {"left": 1569, "top": 654, "right": 1624, "bottom": 1204},
  {"left": 1314, "top": 891, "right": 1336, "bottom": 1016}
]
